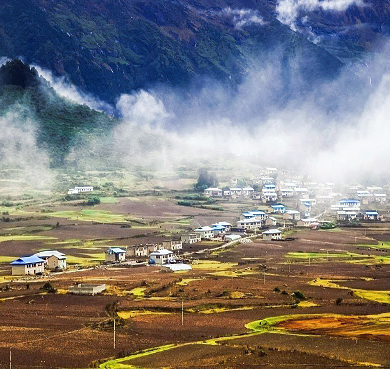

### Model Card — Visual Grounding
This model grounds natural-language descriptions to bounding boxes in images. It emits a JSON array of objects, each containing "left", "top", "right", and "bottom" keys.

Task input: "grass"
[
  {"left": 0, "top": 235, "right": 57, "bottom": 243},
  {"left": 309, "top": 278, "right": 390, "bottom": 304},
  {"left": 285, "top": 251, "right": 361, "bottom": 260},
  {"left": 43, "top": 209, "right": 129, "bottom": 223},
  {"left": 0, "top": 256, "right": 19, "bottom": 263},
  {"left": 66, "top": 253, "right": 105, "bottom": 265},
  {"left": 176, "top": 278, "right": 201, "bottom": 286},
  {"left": 117, "top": 310, "right": 171, "bottom": 319},
  {"left": 129, "top": 287, "right": 147, "bottom": 297},
  {"left": 99, "top": 197, "right": 119, "bottom": 204},
  {"left": 191, "top": 260, "right": 237, "bottom": 271}
]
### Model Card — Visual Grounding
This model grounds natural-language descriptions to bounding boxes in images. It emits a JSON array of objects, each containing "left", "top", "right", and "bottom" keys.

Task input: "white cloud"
[
  {"left": 116, "top": 90, "right": 171, "bottom": 125},
  {"left": 33, "top": 65, "right": 114, "bottom": 114},
  {"left": 221, "top": 8, "right": 266, "bottom": 29},
  {"left": 276, "top": 0, "right": 364, "bottom": 31}
]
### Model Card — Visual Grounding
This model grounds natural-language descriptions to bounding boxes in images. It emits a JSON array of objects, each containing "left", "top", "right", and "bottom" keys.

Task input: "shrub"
[
  {"left": 293, "top": 290, "right": 306, "bottom": 300},
  {"left": 335, "top": 297, "right": 343, "bottom": 305},
  {"left": 273, "top": 287, "right": 280, "bottom": 292},
  {"left": 40, "top": 282, "right": 56, "bottom": 293}
]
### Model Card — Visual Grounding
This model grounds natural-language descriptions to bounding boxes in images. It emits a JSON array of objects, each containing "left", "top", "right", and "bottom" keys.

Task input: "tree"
[{"left": 194, "top": 168, "right": 218, "bottom": 192}]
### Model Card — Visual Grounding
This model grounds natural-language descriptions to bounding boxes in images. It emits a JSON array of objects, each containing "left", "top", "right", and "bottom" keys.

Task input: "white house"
[
  {"left": 339, "top": 199, "right": 360, "bottom": 209},
  {"left": 212, "top": 222, "right": 232, "bottom": 232},
  {"left": 11, "top": 255, "right": 45, "bottom": 276},
  {"left": 75, "top": 186, "right": 94, "bottom": 193},
  {"left": 337, "top": 210, "right": 358, "bottom": 221},
  {"left": 283, "top": 210, "right": 300, "bottom": 221},
  {"left": 237, "top": 218, "right": 263, "bottom": 230},
  {"left": 270, "top": 204, "right": 286, "bottom": 214},
  {"left": 280, "top": 188, "right": 294, "bottom": 197},
  {"left": 126, "top": 245, "right": 148, "bottom": 257},
  {"left": 194, "top": 226, "right": 214, "bottom": 239},
  {"left": 265, "top": 217, "right": 277, "bottom": 226},
  {"left": 204, "top": 188, "right": 223, "bottom": 197},
  {"left": 181, "top": 233, "right": 201, "bottom": 244},
  {"left": 374, "top": 194, "right": 386, "bottom": 203},
  {"left": 241, "top": 211, "right": 267, "bottom": 221},
  {"left": 34, "top": 250, "right": 67, "bottom": 270},
  {"left": 105, "top": 247, "right": 126, "bottom": 262},
  {"left": 294, "top": 188, "right": 308, "bottom": 196},
  {"left": 242, "top": 187, "right": 255, "bottom": 197},
  {"left": 297, "top": 218, "right": 319, "bottom": 228},
  {"left": 68, "top": 186, "right": 94, "bottom": 194},
  {"left": 162, "top": 240, "right": 183, "bottom": 252},
  {"left": 265, "top": 167, "right": 277, "bottom": 175},
  {"left": 230, "top": 188, "right": 242, "bottom": 197},
  {"left": 364, "top": 211, "right": 379, "bottom": 220},
  {"left": 149, "top": 249, "right": 174, "bottom": 265},
  {"left": 261, "top": 177, "right": 274, "bottom": 184},
  {"left": 262, "top": 229, "right": 282, "bottom": 240},
  {"left": 262, "top": 192, "right": 278, "bottom": 202},
  {"left": 224, "top": 234, "right": 242, "bottom": 241}
]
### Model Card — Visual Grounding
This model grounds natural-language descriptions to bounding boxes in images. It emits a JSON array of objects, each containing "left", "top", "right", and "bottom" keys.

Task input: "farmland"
[{"left": 0, "top": 169, "right": 389, "bottom": 368}]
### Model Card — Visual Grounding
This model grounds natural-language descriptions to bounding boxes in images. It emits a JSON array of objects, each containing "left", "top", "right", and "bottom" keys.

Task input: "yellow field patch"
[{"left": 117, "top": 310, "right": 172, "bottom": 319}]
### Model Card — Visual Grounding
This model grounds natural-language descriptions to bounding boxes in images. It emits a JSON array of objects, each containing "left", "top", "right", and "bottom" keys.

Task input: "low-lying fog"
[{"left": 2, "top": 45, "right": 390, "bottom": 190}]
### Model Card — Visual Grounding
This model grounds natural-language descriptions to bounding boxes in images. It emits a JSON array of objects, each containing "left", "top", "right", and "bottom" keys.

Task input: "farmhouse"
[
  {"left": 294, "top": 188, "right": 308, "bottom": 196},
  {"left": 237, "top": 218, "right": 263, "bottom": 230},
  {"left": 297, "top": 218, "right": 319, "bottom": 228},
  {"left": 212, "top": 222, "right": 232, "bottom": 232},
  {"left": 126, "top": 245, "right": 148, "bottom": 257},
  {"left": 283, "top": 210, "right": 300, "bottom": 221},
  {"left": 242, "top": 187, "right": 255, "bottom": 197},
  {"left": 374, "top": 194, "right": 386, "bottom": 203},
  {"left": 68, "top": 284, "right": 106, "bottom": 295},
  {"left": 262, "top": 229, "right": 282, "bottom": 240},
  {"left": 68, "top": 186, "right": 94, "bottom": 194},
  {"left": 146, "top": 243, "right": 161, "bottom": 254},
  {"left": 224, "top": 234, "right": 241, "bottom": 241},
  {"left": 262, "top": 192, "right": 278, "bottom": 202},
  {"left": 162, "top": 240, "right": 183, "bottom": 252},
  {"left": 241, "top": 211, "right": 267, "bottom": 220},
  {"left": 105, "top": 247, "right": 126, "bottom": 262},
  {"left": 194, "top": 226, "right": 214, "bottom": 239},
  {"left": 270, "top": 204, "right": 286, "bottom": 214},
  {"left": 180, "top": 233, "right": 201, "bottom": 244},
  {"left": 230, "top": 188, "right": 242, "bottom": 197},
  {"left": 265, "top": 216, "right": 277, "bottom": 226},
  {"left": 339, "top": 199, "right": 360, "bottom": 209},
  {"left": 364, "top": 211, "right": 379, "bottom": 220},
  {"left": 261, "top": 177, "right": 274, "bottom": 184},
  {"left": 11, "top": 255, "right": 45, "bottom": 276},
  {"left": 34, "top": 250, "right": 67, "bottom": 270},
  {"left": 149, "top": 249, "right": 174, "bottom": 265},
  {"left": 280, "top": 188, "right": 294, "bottom": 197},
  {"left": 337, "top": 211, "right": 358, "bottom": 221},
  {"left": 204, "top": 188, "right": 223, "bottom": 197},
  {"left": 211, "top": 224, "right": 226, "bottom": 236}
]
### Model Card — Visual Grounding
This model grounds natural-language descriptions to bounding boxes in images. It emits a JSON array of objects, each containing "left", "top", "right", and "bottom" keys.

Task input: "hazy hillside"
[
  {"left": 0, "top": 59, "right": 115, "bottom": 166},
  {"left": 0, "top": 0, "right": 357, "bottom": 103}
]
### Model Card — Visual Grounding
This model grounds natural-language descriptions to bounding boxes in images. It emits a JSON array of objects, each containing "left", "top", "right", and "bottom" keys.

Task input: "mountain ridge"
[{"left": 0, "top": 0, "right": 361, "bottom": 103}]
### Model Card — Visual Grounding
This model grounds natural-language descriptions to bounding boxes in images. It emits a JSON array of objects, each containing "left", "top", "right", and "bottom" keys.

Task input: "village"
[
  {"left": 7, "top": 168, "right": 387, "bottom": 279},
  {"left": 0, "top": 166, "right": 389, "bottom": 368}
]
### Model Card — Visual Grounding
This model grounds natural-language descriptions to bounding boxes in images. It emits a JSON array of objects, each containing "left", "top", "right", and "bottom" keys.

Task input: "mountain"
[
  {"left": 0, "top": 59, "right": 115, "bottom": 166},
  {"left": 0, "top": 0, "right": 358, "bottom": 103}
]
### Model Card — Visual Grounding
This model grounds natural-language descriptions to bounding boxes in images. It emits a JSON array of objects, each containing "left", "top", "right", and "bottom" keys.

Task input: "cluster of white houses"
[
  {"left": 105, "top": 240, "right": 183, "bottom": 263},
  {"left": 10, "top": 250, "right": 67, "bottom": 276}
]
